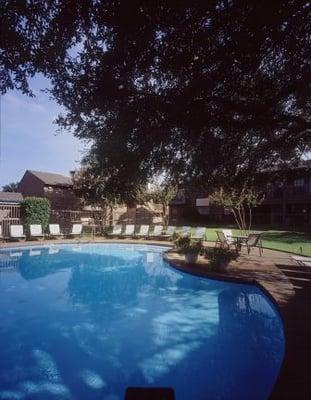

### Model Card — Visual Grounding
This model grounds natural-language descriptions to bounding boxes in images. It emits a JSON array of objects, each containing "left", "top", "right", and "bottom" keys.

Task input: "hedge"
[{"left": 22, "top": 197, "right": 51, "bottom": 230}]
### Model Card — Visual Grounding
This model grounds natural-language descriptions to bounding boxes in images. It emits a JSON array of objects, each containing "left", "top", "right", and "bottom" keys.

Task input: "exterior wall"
[
  {"left": 112, "top": 204, "right": 163, "bottom": 225},
  {"left": 18, "top": 171, "right": 80, "bottom": 210},
  {"left": 255, "top": 173, "right": 311, "bottom": 229},
  {"left": 18, "top": 171, "right": 45, "bottom": 198},
  {"left": 169, "top": 168, "right": 311, "bottom": 229},
  {"left": 43, "top": 185, "right": 80, "bottom": 210}
]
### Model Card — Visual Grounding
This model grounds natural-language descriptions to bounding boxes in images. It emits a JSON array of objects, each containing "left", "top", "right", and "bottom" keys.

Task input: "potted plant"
[
  {"left": 204, "top": 247, "right": 238, "bottom": 270},
  {"left": 174, "top": 235, "right": 204, "bottom": 263}
]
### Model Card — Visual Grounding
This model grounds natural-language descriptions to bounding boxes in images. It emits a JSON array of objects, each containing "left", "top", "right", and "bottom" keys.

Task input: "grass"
[{"left": 200, "top": 226, "right": 311, "bottom": 256}]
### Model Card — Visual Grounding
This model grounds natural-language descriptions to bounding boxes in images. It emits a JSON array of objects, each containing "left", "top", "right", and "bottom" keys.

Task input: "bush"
[
  {"left": 22, "top": 197, "right": 50, "bottom": 230},
  {"left": 204, "top": 247, "right": 238, "bottom": 269},
  {"left": 174, "top": 235, "right": 204, "bottom": 254}
]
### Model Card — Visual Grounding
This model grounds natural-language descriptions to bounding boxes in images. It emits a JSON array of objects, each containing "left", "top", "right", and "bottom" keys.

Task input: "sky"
[{"left": 0, "top": 74, "right": 87, "bottom": 188}]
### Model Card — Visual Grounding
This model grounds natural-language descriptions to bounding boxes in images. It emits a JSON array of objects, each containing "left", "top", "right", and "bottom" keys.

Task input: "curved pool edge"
[
  {"left": 163, "top": 248, "right": 311, "bottom": 400},
  {"left": 0, "top": 239, "right": 309, "bottom": 399}
]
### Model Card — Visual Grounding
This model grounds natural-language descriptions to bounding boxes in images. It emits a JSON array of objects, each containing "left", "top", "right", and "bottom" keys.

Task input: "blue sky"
[{"left": 0, "top": 74, "right": 86, "bottom": 188}]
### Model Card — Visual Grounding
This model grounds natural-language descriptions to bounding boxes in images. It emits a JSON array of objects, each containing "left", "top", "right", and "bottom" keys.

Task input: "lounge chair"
[
  {"left": 215, "top": 230, "right": 237, "bottom": 251},
  {"left": 161, "top": 225, "right": 176, "bottom": 240},
  {"left": 9, "top": 225, "right": 26, "bottom": 241},
  {"left": 135, "top": 225, "right": 150, "bottom": 238},
  {"left": 107, "top": 225, "right": 122, "bottom": 237},
  {"left": 121, "top": 224, "right": 135, "bottom": 238},
  {"left": 222, "top": 229, "right": 235, "bottom": 245},
  {"left": 49, "top": 224, "right": 64, "bottom": 238},
  {"left": 192, "top": 227, "right": 206, "bottom": 240},
  {"left": 149, "top": 225, "right": 164, "bottom": 239},
  {"left": 290, "top": 255, "right": 311, "bottom": 267},
  {"left": 179, "top": 226, "right": 191, "bottom": 237},
  {"left": 244, "top": 233, "right": 263, "bottom": 256},
  {"left": 29, "top": 224, "right": 45, "bottom": 240},
  {"left": 68, "top": 223, "right": 83, "bottom": 238},
  {"left": 0, "top": 225, "right": 3, "bottom": 242}
]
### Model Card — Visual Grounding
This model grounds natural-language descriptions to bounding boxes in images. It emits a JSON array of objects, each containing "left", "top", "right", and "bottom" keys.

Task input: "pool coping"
[
  {"left": 0, "top": 238, "right": 310, "bottom": 399},
  {"left": 163, "top": 248, "right": 310, "bottom": 400}
]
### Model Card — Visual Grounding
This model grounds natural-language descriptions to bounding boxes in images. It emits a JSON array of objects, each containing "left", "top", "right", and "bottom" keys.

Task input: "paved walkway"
[{"left": 1, "top": 238, "right": 310, "bottom": 399}]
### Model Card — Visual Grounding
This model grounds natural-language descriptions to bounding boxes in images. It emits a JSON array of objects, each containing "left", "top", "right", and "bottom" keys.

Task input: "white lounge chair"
[
  {"left": 179, "top": 226, "right": 191, "bottom": 237},
  {"left": 222, "top": 229, "right": 235, "bottom": 244},
  {"left": 215, "top": 230, "right": 237, "bottom": 251},
  {"left": 29, "top": 224, "right": 44, "bottom": 240},
  {"left": 135, "top": 225, "right": 150, "bottom": 238},
  {"left": 107, "top": 225, "right": 122, "bottom": 237},
  {"left": 192, "top": 227, "right": 206, "bottom": 240},
  {"left": 149, "top": 225, "right": 164, "bottom": 239},
  {"left": 9, "top": 225, "right": 26, "bottom": 240},
  {"left": 49, "top": 224, "right": 63, "bottom": 238},
  {"left": 161, "top": 225, "right": 176, "bottom": 240},
  {"left": 121, "top": 224, "right": 135, "bottom": 238},
  {"left": 290, "top": 255, "right": 311, "bottom": 267},
  {"left": 68, "top": 224, "right": 82, "bottom": 237},
  {"left": 0, "top": 225, "right": 3, "bottom": 241}
]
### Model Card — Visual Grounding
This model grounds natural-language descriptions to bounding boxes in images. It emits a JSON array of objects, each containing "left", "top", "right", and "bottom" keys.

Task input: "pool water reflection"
[{"left": 0, "top": 244, "right": 285, "bottom": 400}]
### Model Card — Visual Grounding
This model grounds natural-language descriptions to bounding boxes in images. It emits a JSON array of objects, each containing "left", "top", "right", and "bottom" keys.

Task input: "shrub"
[
  {"left": 204, "top": 247, "right": 238, "bottom": 269},
  {"left": 22, "top": 197, "right": 50, "bottom": 230},
  {"left": 174, "top": 235, "right": 204, "bottom": 254}
]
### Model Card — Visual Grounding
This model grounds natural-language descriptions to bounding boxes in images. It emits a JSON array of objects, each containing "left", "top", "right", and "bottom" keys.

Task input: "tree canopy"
[
  {"left": 2, "top": 1, "right": 311, "bottom": 199},
  {"left": 2, "top": 182, "right": 19, "bottom": 192}
]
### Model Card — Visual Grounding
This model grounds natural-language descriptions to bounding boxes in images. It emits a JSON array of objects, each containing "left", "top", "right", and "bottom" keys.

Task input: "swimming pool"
[{"left": 0, "top": 243, "right": 284, "bottom": 400}]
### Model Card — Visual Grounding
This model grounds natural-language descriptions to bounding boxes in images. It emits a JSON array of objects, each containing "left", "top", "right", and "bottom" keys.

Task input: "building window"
[{"left": 294, "top": 178, "right": 304, "bottom": 187}]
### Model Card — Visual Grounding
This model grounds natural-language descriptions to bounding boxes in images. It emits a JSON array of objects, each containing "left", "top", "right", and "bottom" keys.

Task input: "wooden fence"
[
  {"left": 0, "top": 204, "right": 164, "bottom": 238},
  {"left": 0, "top": 204, "right": 22, "bottom": 237}
]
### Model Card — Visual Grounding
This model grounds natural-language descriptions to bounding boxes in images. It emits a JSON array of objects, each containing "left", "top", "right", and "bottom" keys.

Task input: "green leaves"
[
  {"left": 22, "top": 197, "right": 50, "bottom": 230},
  {"left": 2, "top": 1, "right": 311, "bottom": 193}
]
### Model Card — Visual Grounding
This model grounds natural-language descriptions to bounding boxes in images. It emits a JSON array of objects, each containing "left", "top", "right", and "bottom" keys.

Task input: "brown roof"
[
  {"left": 28, "top": 170, "right": 72, "bottom": 186},
  {"left": 0, "top": 192, "right": 23, "bottom": 203}
]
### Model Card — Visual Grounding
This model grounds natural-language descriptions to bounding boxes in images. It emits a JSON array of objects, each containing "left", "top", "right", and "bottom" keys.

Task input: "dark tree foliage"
[
  {"left": 1, "top": 1, "right": 311, "bottom": 199},
  {"left": 2, "top": 182, "right": 19, "bottom": 192}
]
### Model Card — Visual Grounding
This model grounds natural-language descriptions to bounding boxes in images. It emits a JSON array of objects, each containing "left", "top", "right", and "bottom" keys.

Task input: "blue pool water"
[{"left": 0, "top": 243, "right": 284, "bottom": 400}]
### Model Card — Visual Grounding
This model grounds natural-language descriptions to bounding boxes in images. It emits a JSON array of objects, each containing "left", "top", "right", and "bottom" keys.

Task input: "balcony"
[{"left": 264, "top": 185, "right": 311, "bottom": 204}]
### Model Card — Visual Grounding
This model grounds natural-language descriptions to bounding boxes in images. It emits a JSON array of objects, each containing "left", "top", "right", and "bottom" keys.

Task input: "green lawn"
[{"left": 200, "top": 226, "right": 311, "bottom": 256}]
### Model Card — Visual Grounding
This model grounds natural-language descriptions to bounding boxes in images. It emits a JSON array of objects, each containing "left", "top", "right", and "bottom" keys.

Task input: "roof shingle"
[
  {"left": 28, "top": 170, "right": 72, "bottom": 186},
  {"left": 0, "top": 192, "right": 23, "bottom": 203}
]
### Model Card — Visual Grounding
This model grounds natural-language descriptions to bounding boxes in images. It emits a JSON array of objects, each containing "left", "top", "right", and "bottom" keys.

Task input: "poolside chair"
[
  {"left": 244, "top": 233, "right": 263, "bottom": 256},
  {"left": 9, "top": 225, "right": 26, "bottom": 241},
  {"left": 192, "top": 227, "right": 206, "bottom": 240},
  {"left": 29, "top": 224, "right": 45, "bottom": 240},
  {"left": 107, "top": 225, "right": 122, "bottom": 237},
  {"left": 215, "top": 230, "right": 238, "bottom": 251},
  {"left": 135, "top": 225, "right": 150, "bottom": 238},
  {"left": 49, "top": 224, "right": 64, "bottom": 238},
  {"left": 222, "top": 229, "right": 235, "bottom": 244},
  {"left": 0, "top": 225, "right": 3, "bottom": 242},
  {"left": 149, "top": 225, "right": 164, "bottom": 239},
  {"left": 179, "top": 226, "right": 191, "bottom": 237},
  {"left": 121, "top": 224, "right": 135, "bottom": 238},
  {"left": 290, "top": 255, "right": 311, "bottom": 267},
  {"left": 161, "top": 225, "right": 176, "bottom": 240},
  {"left": 68, "top": 223, "right": 83, "bottom": 238}
]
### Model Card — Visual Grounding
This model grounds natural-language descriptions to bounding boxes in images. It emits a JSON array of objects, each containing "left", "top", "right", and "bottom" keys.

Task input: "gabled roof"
[
  {"left": 28, "top": 170, "right": 72, "bottom": 186},
  {"left": 0, "top": 192, "right": 23, "bottom": 203}
]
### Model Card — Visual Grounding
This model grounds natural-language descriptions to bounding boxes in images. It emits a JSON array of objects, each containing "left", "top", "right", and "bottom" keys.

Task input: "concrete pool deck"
[{"left": 1, "top": 238, "right": 310, "bottom": 399}]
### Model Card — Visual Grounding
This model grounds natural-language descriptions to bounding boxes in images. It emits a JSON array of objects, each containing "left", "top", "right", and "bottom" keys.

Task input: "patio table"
[{"left": 232, "top": 235, "right": 248, "bottom": 251}]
